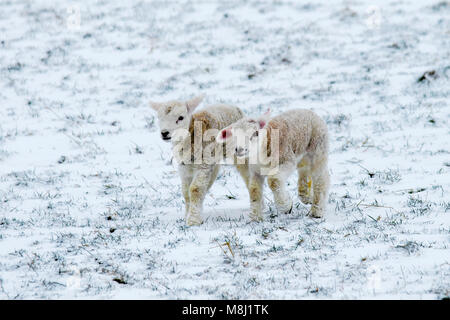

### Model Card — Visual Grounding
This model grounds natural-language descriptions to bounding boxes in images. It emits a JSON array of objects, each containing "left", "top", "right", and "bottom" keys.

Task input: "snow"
[{"left": 0, "top": 0, "right": 449, "bottom": 299}]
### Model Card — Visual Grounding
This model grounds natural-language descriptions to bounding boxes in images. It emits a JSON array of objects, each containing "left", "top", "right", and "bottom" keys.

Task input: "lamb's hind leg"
[
  {"left": 310, "top": 156, "right": 329, "bottom": 218},
  {"left": 267, "top": 164, "right": 295, "bottom": 214},
  {"left": 186, "top": 165, "right": 215, "bottom": 226},
  {"left": 297, "top": 155, "right": 313, "bottom": 205}
]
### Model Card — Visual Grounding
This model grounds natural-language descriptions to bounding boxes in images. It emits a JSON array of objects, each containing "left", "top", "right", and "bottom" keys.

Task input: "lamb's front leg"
[
  {"left": 179, "top": 164, "right": 193, "bottom": 219},
  {"left": 186, "top": 166, "right": 214, "bottom": 226},
  {"left": 235, "top": 163, "right": 250, "bottom": 188},
  {"left": 248, "top": 173, "right": 265, "bottom": 222},
  {"left": 267, "top": 164, "right": 294, "bottom": 214}
]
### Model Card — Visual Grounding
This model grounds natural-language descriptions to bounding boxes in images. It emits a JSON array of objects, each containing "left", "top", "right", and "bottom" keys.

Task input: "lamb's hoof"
[
  {"left": 310, "top": 207, "right": 324, "bottom": 218},
  {"left": 299, "top": 193, "right": 312, "bottom": 205},
  {"left": 186, "top": 214, "right": 203, "bottom": 226},
  {"left": 249, "top": 212, "right": 263, "bottom": 222},
  {"left": 277, "top": 200, "right": 293, "bottom": 214}
]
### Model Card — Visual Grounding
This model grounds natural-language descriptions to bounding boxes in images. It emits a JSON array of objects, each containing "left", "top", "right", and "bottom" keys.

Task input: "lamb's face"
[
  {"left": 216, "top": 118, "right": 264, "bottom": 160},
  {"left": 153, "top": 102, "right": 189, "bottom": 141},
  {"left": 150, "top": 95, "right": 203, "bottom": 142}
]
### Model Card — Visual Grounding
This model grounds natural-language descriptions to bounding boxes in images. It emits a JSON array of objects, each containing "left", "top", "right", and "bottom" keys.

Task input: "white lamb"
[
  {"left": 216, "top": 109, "right": 330, "bottom": 221},
  {"left": 150, "top": 95, "right": 249, "bottom": 226}
]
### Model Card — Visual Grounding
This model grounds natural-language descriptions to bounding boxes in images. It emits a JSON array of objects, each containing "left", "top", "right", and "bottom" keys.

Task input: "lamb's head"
[
  {"left": 150, "top": 95, "right": 204, "bottom": 142},
  {"left": 216, "top": 109, "right": 271, "bottom": 160}
]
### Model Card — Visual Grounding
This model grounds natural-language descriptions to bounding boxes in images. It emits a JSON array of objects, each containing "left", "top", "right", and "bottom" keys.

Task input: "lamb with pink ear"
[{"left": 216, "top": 108, "right": 330, "bottom": 221}]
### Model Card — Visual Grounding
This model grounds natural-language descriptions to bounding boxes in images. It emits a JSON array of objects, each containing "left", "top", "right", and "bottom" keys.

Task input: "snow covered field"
[{"left": 0, "top": 0, "right": 449, "bottom": 299}]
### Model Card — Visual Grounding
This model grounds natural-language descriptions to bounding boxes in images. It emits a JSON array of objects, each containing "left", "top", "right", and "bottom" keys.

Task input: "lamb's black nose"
[{"left": 161, "top": 131, "right": 169, "bottom": 138}]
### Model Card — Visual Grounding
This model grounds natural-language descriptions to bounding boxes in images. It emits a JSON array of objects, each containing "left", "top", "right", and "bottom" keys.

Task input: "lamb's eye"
[{"left": 178, "top": 116, "right": 184, "bottom": 121}]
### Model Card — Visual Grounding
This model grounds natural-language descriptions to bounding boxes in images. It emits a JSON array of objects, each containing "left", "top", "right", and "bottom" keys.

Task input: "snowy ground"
[{"left": 0, "top": 0, "right": 449, "bottom": 299}]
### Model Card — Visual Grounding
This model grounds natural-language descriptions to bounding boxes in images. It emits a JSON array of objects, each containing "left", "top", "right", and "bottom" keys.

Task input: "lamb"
[
  {"left": 216, "top": 109, "right": 329, "bottom": 221},
  {"left": 150, "top": 95, "right": 249, "bottom": 226}
]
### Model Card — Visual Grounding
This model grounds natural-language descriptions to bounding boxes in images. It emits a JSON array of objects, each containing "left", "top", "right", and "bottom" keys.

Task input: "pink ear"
[
  {"left": 257, "top": 108, "right": 270, "bottom": 128},
  {"left": 221, "top": 128, "right": 232, "bottom": 139}
]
